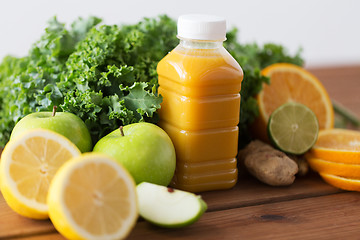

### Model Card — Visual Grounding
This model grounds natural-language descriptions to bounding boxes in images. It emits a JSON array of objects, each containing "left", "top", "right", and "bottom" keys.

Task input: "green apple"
[
  {"left": 93, "top": 122, "right": 176, "bottom": 186},
  {"left": 136, "top": 182, "right": 207, "bottom": 228},
  {"left": 10, "top": 106, "right": 92, "bottom": 153}
]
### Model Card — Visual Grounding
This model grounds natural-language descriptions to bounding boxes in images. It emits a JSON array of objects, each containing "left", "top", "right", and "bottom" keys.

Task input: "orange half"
[{"left": 252, "top": 63, "right": 334, "bottom": 142}]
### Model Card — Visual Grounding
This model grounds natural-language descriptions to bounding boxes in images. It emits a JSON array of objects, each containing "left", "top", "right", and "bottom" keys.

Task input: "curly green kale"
[
  {"left": 0, "top": 15, "right": 176, "bottom": 146},
  {"left": 0, "top": 16, "right": 102, "bottom": 144},
  {"left": 0, "top": 15, "right": 303, "bottom": 148}
]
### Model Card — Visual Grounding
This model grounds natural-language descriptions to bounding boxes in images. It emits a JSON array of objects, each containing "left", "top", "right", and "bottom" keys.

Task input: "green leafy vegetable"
[{"left": 0, "top": 15, "right": 303, "bottom": 148}]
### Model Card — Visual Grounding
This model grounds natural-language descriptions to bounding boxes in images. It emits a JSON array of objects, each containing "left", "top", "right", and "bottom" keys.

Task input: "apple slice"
[{"left": 136, "top": 182, "right": 207, "bottom": 228}]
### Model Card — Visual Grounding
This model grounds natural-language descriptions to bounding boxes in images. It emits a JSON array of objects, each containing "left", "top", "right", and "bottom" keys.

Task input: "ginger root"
[
  {"left": 239, "top": 140, "right": 298, "bottom": 186},
  {"left": 288, "top": 154, "right": 309, "bottom": 176}
]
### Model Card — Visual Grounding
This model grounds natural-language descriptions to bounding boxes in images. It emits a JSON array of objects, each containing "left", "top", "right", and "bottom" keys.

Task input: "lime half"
[{"left": 268, "top": 102, "right": 319, "bottom": 155}]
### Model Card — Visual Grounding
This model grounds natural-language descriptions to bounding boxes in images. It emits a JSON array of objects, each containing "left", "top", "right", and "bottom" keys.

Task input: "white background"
[{"left": 0, "top": 0, "right": 359, "bottom": 67}]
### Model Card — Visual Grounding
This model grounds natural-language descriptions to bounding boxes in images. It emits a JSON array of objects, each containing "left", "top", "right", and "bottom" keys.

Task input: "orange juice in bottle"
[{"left": 157, "top": 14, "right": 243, "bottom": 192}]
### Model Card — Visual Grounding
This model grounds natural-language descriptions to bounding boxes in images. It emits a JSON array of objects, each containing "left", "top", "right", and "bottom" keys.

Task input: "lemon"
[
  {"left": 47, "top": 153, "right": 138, "bottom": 240},
  {"left": 0, "top": 129, "right": 81, "bottom": 219}
]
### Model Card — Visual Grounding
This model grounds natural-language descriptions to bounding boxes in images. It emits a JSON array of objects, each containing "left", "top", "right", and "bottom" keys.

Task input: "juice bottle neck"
[{"left": 178, "top": 38, "right": 224, "bottom": 49}]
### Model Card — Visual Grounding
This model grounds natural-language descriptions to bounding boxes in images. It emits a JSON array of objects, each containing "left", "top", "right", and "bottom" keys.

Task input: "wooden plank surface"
[
  {"left": 8, "top": 233, "right": 65, "bottom": 240},
  {"left": 15, "top": 191, "right": 360, "bottom": 240},
  {"left": 0, "top": 194, "right": 55, "bottom": 239},
  {"left": 201, "top": 173, "right": 341, "bottom": 212},
  {"left": 0, "top": 65, "right": 359, "bottom": 239},
  {"left": 128, "top": 192, "right": 360, "bottom": 240},
  {"left": 309, "top": 65, "right": 360, "bottom": 115},
  {"left": 0, "top": 173, "right": 341, "bottom": 239}
]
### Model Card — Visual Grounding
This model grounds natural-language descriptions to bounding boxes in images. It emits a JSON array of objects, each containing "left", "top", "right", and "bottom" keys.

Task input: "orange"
[
  {"left": 252, "top": 63, "right": 334, "bottom": 142},
  {"left": 310, "top": 129, "right": 360, "bottom": 164},
  {"left": 305, "top": 129, "right": 360, "bottom": 192},
  {"left": 307, "top": 156, "right": 360, "bottom": 178},
  {"left": 319, "top": 173, "right": 360, "bottom": 191}
]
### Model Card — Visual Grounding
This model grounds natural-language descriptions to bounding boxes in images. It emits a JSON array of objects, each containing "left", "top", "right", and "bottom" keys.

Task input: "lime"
[{"left": 267, "top": 102, "right": 319, "bottom": 155}]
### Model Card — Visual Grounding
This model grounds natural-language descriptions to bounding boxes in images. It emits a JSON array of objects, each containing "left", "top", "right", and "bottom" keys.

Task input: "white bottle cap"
[{"left": 177, "top": 14, "right": 226, "bottom": 41}]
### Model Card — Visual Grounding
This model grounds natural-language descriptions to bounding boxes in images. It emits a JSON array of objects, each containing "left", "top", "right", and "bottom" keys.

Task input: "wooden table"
[{"left": 1, "top": 65, "right": 360, "bottom": 240}]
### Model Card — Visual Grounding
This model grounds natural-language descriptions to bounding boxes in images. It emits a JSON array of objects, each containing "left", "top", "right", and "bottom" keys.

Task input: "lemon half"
[
  {"left": 47, "top": 153, "right": 138, "bottom": 240},
  {"left": 0, "top": 129, "right": 81, "bottom": 219}
]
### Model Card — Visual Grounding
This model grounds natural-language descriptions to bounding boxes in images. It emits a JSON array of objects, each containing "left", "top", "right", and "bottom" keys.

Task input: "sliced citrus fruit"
[
  {"left": 0, "top": 129, "right": 81, "bottom": 219},
  {"left": 252, "top": 63, "right": 334, "bottom": 142},
  {"left": 319, "top": 172, "right": 360, "bottom": 191},
  {"left": 307, "top": 156, "right": 360, "bottom": 178},
  {"left": 47, "top": 153, "right": 138, "bottom": 240},
  {"left": 310, "top": 129, "right": 360, "bottom": 164},
  {"left": 267, "top": 102, "right": 319, "bottom": 154}
]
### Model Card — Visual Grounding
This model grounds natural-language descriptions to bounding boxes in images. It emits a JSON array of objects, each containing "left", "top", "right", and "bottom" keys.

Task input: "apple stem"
[
  {"left": 52, "top": 106, "right": 58, "bottom": 117},
  {"left": 119, "top": 126, "right": 125, "bottom": 136}
]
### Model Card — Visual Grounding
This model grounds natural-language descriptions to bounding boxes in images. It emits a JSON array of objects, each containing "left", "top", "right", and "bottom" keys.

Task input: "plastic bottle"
[{"left": 157, "top": 14, "right": 243, "bottom": 192}]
